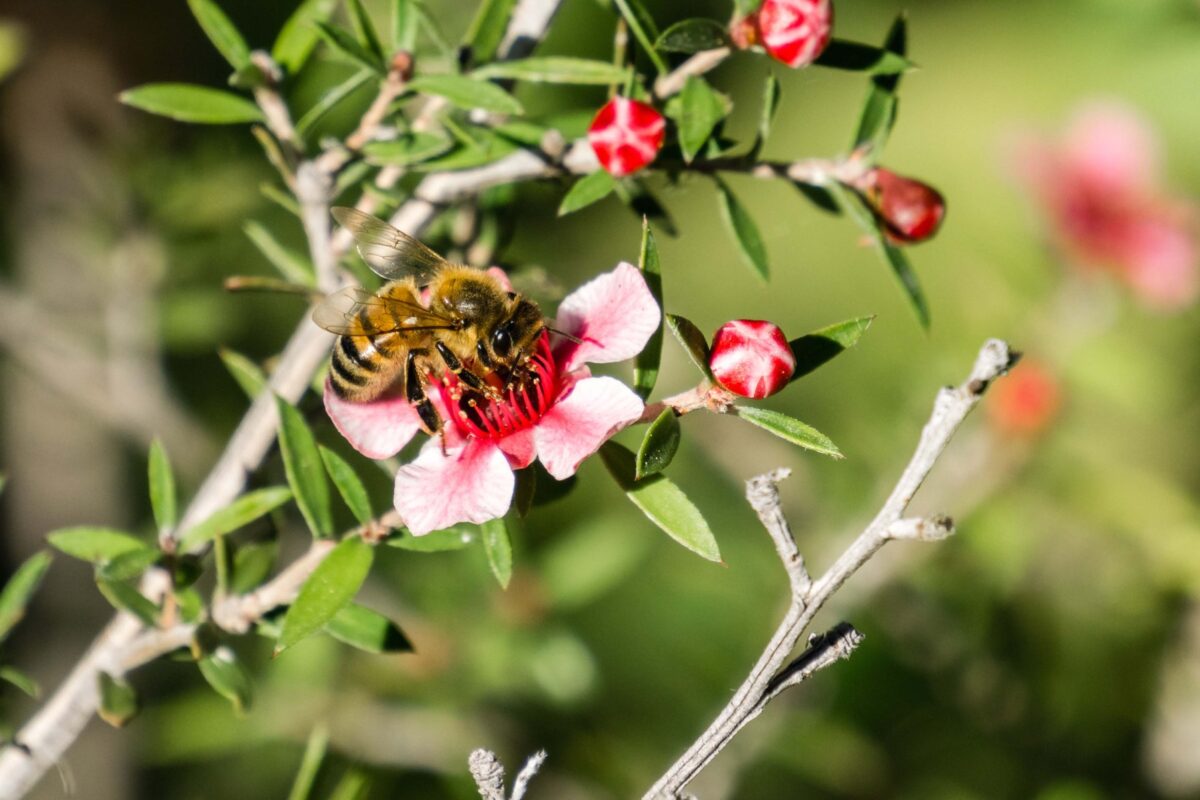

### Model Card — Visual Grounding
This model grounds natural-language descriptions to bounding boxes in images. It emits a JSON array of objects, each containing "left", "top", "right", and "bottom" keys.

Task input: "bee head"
[{"left": 488, "top": 296, "right": 544, "bottom": 365}]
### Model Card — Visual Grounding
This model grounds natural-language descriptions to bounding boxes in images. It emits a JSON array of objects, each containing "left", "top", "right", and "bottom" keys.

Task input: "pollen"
[{"left": 442, "top": 332, "right": 558, "bottom": 441}]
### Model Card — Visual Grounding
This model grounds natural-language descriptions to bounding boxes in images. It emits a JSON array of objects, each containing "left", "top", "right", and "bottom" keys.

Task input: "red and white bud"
[
  {"left": 756, "top": 0, "right": 834, "bottom": 69},
  {"left": 709, "top": 320, "right": 796, "bottom": 400},
  {"left": 987, "top": 360, "right": 1061, "bottom": 438},
  {"left": 855, "top": 167, "right": 947, "bottom": 244},
  {"left": 587, "top": 97, "right": 666, "bottom": 178}
]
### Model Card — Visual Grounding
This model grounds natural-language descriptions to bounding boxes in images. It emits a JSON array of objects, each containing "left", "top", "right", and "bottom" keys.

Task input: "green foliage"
[
  {"left": 96, "top": 579, "right": 159, "bottom": 626},
  {"left": 387, "top": 527, "right": 476, "bottom": 551},
  {"left": 0, "top": 551, "right": 52, "bottom": 643},
  {"left": 733, "top": 406, "right": 842, "bottom": 458},
  {"left": 714, "top": 177, "right": 769, "bottom": 282},
  {"left": 633, "top": 217, "right": 664, "bottom": 398},
  {"left": 473, "top": 57, "right": 629, "bottom": 85},
  {"left": 675, "top": 77, "right": 727, "bottom": 163},
  {"left": 274, "top": 0, "right": 339, "bottom": 75},
  {"left": 314, "top": 22, "right": 385, "bottom": 73},
  {"left": 276, "top": 537, "right": 374, "bottom": 655},
  {"left": 187, "top": 0, "right": 250, "bottom": 70},
  {"left": 816, "top": 39, "right": 913, "bottom": 75},
  {"left": 287, "top": 725, "right": 330, "bottom": 800},
  {"left": 275, "top": 395, "right": 335, "bottom": 538},
  {"left": 654, "top": 19, "right": 729, "bottom": 54},
  {"left": 789, "top": 316, "right": 874, "bottom": 381},
  {"left": 47, "top": 528, "right": 149, "bottom": 563},
  {"left": 244, "top": 222, "right": 316, "bottom": 286},
  {"left": 481, "top": 517, "right": 513, "bottom": 588},
  {"left": 636, "top": 409, "right": 680, "bottom": 479},
  {"left": 219, "top": 348, "right": 268, "bottom": 399},
  {"left": 665, "top": 313, "right": 712, "bottom": 378},
  {"left": 148, "top": 438, "right": 178, "bottom": 536},
  {"left": 612, "top": 0, "right": 667, "bottom": 74},
  {"left": 97, "top": 672, "right": 138, "bottom": 728},
  {"left": 178, "top": 487, "right": 293, "bottom": 551},
  {"left": 198, "top": 647, "right": 254, "bottom": 714},
  {"left": 319, "top": 446, "right": 373, "bottom": 525},
  {"left": 0, "top": 665, "right": 38, "bottom": 698},
  {"left": 407, "top": 74, "right": 523, "bottom": 115},
  {"left": 463, "top": 0, "right": 517, "bottom": 63},
  {"left": 558, "top": 170, "right": 617, "bottom": 216},
  {"left": 363, "top": 132, "right": 454, "bottom": 166},
  {"left": 325, "top": 604, "right": 412, "bottom": 653},
  {"left": 119, "top": 84, "right": 263, "bottom": 124}
]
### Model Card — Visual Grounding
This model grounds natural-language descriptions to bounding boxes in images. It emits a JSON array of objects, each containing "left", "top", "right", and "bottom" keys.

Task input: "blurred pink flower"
[
  {"left": 1012, "top": 101, "right": 1199, "bottom": 310},
  {"left": 325, "top": 263, "right": 660, "bottom": 535}
]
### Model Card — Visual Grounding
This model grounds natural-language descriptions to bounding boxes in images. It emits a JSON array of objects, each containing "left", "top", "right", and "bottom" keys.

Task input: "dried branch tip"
[
  {"left": 966, "top": 338, "right": 1019, "bottom": 396},
  {"left": 469, "top": 749, "right": 507, "bottom": 800},
  {"left": 765, "top": 622, "right": 864, "bottom": 697},
  {"left": 886, "top": 514, "right": 955, "bottom": 542},
  {"left": 511, "top": 750, "right": 548, "bottom": 800},
  {"left": 746, "top": 468, "right": 791, "bottom": 506}
]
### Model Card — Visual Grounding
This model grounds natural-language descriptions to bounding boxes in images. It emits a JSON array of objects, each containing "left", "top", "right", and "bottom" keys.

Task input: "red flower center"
[{"left": 439, "top": 332, "right": 558, "bottom": 440}]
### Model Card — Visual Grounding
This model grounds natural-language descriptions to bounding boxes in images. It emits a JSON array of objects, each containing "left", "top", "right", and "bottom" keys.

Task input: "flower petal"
[
  {"left": 496, "top": 427, "right": 537, "bottom": 469},
  {"left": 533, "top": 376, "right": 643, "bottom": 480},
  {"left": 323, "top": 379, "right": 422, "bottom": 459},
  {"left": 553, "top": 262, "right": 661, "bottom": 372},
  {"left": 393, "top": 439, "right": 514, "bottom": 535}
]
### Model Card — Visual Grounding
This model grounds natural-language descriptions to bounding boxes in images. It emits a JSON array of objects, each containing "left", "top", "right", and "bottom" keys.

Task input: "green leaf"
[
  {"left": 612, "top": 0, "right": 667, "bottom": 74},
  {"left": 789, "top": 316, "right": 874, "bottom": 381},
  {"left": 287, "top": 725, "right": 330, "bottom": 800},
  {"left": 274, "top": 0, "right": 339, "bottom": 75},
  {"left": 363, "top": 132, "right": 454, "bottom": 166},
  {"left": 119, "top": 84, "right": 263, "bottom": 124},
  {"left": 97, "top": 672, "right": 138, "bottom": 728},
  {"left": 178, "top": 486, "right": 293, "bottom": 552},
  {"left": 0, "top": 551, "right": 52, "bottom": 643},
  {"left": 275, "top": 395, "right": 334, "bottom": 538},
  {"left": 231, "top": 540, "right": 279, "bottom": 594},
  {"left": 636, "top": 409, "right": 680, "bottom": 479},
  {"left": 187, "top": 0, "right": 250, "bottom": 69},
  {"left": 655, "top": 18, "right": 729, "bottom": 53},
  {"left": 633, "top": 217, "right": 664, "bottom": 399},
  {"left": 715, "top": 178, "right": 768, "bottom": 281},
  {"left": 244, "top": 223, "right": 316, "bottom": 286},
  {"left": 329, "top": 770, "right": 371, "bottom": 800},
  {"left": 558, "top": 170, "right": 616, "bottom": 216},
  {"left": 415, "top": 128, "right": 519, "bottom": 171},
  {"left": 97, "top": 579, "right": 159, "bottom": 626},
  {"left": 481, "top": 518, "right": 513, "bottom": 589},
  {"left": 387, "top": 526, "right": 475, "bottom": 551},
  {"left": 816, "top": 39, "right": 912, "bottom": 75},
  {"left": 276, "top": 537, "right": 374, "bottom": 655},
  {"left": 315, "top": 21, "right": 386, "bottom": 73},
  {"left": 408, "top": 74, "right": 523, "bottom": 115},
  {"left": 47, "top": 527, "right": 149, "bottom": 563},
  {"left": 148, "top": 438, "right": 178, "bottom": 536},
  {"left": 599, "top": 443, "right": 720, "bottom": 562},
  {"left": 793, "top": 183, "right": 841, "bottom": 216},
  {"left": 733, "top": 406, "right": 842, "bottom": 458},
  {"left": 852, "top": 14, "right": 907, "bottom": 151},
  {"left": 473, "top": 57, "right": 629, "bottom": 85},
  {"left": 665, "top": 313, "right": 711, "bottom": 378},
  {"left": 391, "top": 0, "right": 418, "bottom": 52},
  {"left": 319, "top": 446, "right": 372, "bottom": 525},
  {"left": 325, "top": 603, "right": 412, "bottom": 653},
  {"left": 463, "top": 0, "right": 517, "bottom": 63},
  {"left": 752, "top": 72, "right": 781, "bottom": 157},
  {"left": 219, "top": 348, "right": 268, "bottom": 399},
  {"left": 97, "top": 548, "right": 162, "bottom": 583},
  {"left": 296, "top": 69, "right": 375, "bottom": 137},
  {"left": 676, "top": 77, "right": 726, "bottom": 163},
  {"left": 0, "top": 666, "right": 39, "bottom": 698},
  {"left": 199, "top": 646, "right": 253, "bottom": 713},
  {"left": 346, "top": 0, "right": 386, "bottom": 62}
]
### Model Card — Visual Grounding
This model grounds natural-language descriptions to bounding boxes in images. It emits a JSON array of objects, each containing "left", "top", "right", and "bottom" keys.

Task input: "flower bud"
[
  {"left": 987, "top": 360, "right": 1061, "bottom": 438},
  {"left": 709, "top": 320, "right": 796, "bottom": 399},
  {"left": 855, "top": 167, "right": 947, "bottom": 244},
  {"left": 756, "top": 0, "right": 834, "bottom": 69},
  {"left": 587, "top": 97, "right": 666, "bottom": 178}
]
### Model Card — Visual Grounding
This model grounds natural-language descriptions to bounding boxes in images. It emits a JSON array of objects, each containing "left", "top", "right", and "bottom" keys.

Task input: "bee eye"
[{"left": 491, "top": 325, "right": 513, "bottom": 358}]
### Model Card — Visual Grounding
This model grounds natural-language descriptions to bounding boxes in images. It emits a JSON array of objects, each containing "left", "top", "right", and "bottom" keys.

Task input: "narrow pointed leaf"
[
  {"left": 288, "top": 725, "right": 330, "bottom": 800},
  {"left": 852, "top": 14, "right": 907, "bottom": 150},
  {"left": 0, "top": 551, "right": 52, "bottom": 642},
  {"left": 47, "top": 527, "right": 148, "bottom": 563},
  {"left": 789, "top": 316, "right": 874, "bottom": 380},
  {"left": 655, "top": 18, "right": 729, "bottom": 53},
  {"left": 387, "top": 527, "right": 475, "bottom": 551},
  {"left": 178, "top": 486, "right": 293, "bottom": 552},
  {"left": 752, "top": 72, "right": 781, "bottom": 158},
  {"left": 391, "top": 0, "right": 417, "bottom": 52},
  {"left": 472, "top": 57, "right": 629, "bottom": 85},
  {"left": 325, "top": 603, "right": 413, "bottom": 653},
  {"left": 231, "top": 540, "right": 279, "bottom": 594},
  {"left": 463, "top": 0, "right": 517, "bottom": 64},
  {"left": 734, "top": 406, "right": 842, "bottom": 458},
  {"left": 296, "top": 69, "right": 375, "bottom": 137},
  {"left": 635, "top": 409, "right": 680, "bottom": 479},
  {"left": 599, "top": 443, "right": 720, "bottom": 562},
  {"left": 148, "top": 438, "right": 178, "bottom": 535},
  {"left": 0, "top": 666, "right": 38, "bottom": 698},
  {"left": 275, "top": 395, "right": 334, "bottom": 538},
  {"left": 276, "top": 537, "right": 374, "bottom": 655},
  {"left": 665, "top": 313, "right": 711, "bottom": 378},
  {"left": 97, "top": 672, "right": 138, "bottom": 728},
  {"left": 314, "top": 22, "right": 384, "bottom": 73},
  {"left": 187, "top": 0, "right": 250, "bottom": 69},
  {"left": 97, "top": 548, "right": 162, "bottom": 583},
  {"left": 715, "top": 178, "right": 768, "bottom": 281},
  {"left": 274, "top": 0, "right": 339, "bottom": 74},
  {"left": 612, "top": 0, "right": 667, "bottom": 74},
  {"left": 408, "top": 75, "right": 523, "bottom": 114},
  {"left": 363, "top": 132, "right": 454, "bottom": 166},
  {"left": 558, "top": 170, "right": 617, "bottom": 216},
  {"left": 677, "top": 77, "right": 726, "bottom": 163},
  {"left": 792, "top": 182, "right": 841, "bottom": 216},
  {"left": 97, "top": 579, "right": 159, "bottom": 626},
  {"left": 120, "top": 84, "right": 263, "bottom": 124},
  {"left": 633, "top": 217, "right": 664, "bottom": 398},
  {"left": 346, "top": 0, "right": 386, "bottom": 61},
  {"left": 816, "top": 39, "right": 912, "bottom": 74},
  {"left": 199, "top": 646, "right": 254, "bottom": 713},
  {"left": 329, "top": 770, "right": 371, "bottom": 800},
  {"left": 481, "top": 518, "right": 512, "bottom": 589},
  {"left": 219, "top": 347, "right": 267, "bottom": 399},
  {"left": 319, "top": 446, "right": 372, "bottom": 525}
]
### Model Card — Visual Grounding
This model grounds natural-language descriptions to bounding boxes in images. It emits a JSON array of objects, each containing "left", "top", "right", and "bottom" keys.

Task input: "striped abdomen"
[{"left": 328, "top": 282, "right": 423, "bottom": 401}]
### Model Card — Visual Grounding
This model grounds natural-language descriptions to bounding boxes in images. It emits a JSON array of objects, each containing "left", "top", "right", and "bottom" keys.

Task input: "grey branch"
[
  {"left": 643, "top": 339, "right": 1017, "bottom": 800},
  {"left": 511, "top": 750, "right": 548, "bottom": 800},
  {"left": 469, "top": 749, "right": 508, "bottom": 800}
]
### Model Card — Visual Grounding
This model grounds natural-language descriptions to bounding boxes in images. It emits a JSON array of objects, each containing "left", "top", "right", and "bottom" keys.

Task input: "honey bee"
[{"left": 313, "top": 207, "right": 547, "bottom": 435}]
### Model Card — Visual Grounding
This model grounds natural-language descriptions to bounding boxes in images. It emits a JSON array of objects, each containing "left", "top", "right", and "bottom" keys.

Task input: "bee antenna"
[{"left": 545, "top": 324, "right": 583, "bottom": 344}]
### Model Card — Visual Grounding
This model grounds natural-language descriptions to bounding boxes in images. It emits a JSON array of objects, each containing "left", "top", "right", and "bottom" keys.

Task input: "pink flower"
[
  {"left": 709, "top": 319, "right": 796, "bottom": 399},
  {"left": 755, "top": 0, "right": 834, "bottom": 70},
  {"left": 1011, "top": 101, "right": 1199, "bottom": 310},
  {"left": 587, "top": 97, "right": 666, "bottom": 178},
  {"left": 324, "top": 263, "right": 660, "bottom": 535}
]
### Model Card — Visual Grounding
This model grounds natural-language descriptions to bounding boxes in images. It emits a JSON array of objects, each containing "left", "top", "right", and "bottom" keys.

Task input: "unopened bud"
[
  {"left": 855, "top": 167, "right": 947, "bottom": 244},
  {"left": 587, "top": 97, "right": 666, "bottom": 178},
  {"left": 756, "top": 0, "right": 834, "bottom": 69},
  {"left": 390, "top": 50, "right": 414, "bottom": 82},
  {"left": 709, "top": 320, "right": 796, "bottom": 399}
]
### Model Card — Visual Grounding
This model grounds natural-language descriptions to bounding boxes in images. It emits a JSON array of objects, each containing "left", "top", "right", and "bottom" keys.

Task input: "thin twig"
[
  {"left": 642, "top": 339, "right": 1017, "bottom": 799},
  {"left": 653, "top": 47, "right": 732, "bottom": 99},
  {"left": 511, "top": 750, "right": 548, "bottom": 800},
  {"left": 469, "top": 749, "right": 507, "bottom": 800}
]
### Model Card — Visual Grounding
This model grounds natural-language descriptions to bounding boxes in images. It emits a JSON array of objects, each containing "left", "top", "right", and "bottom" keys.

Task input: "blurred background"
[{"left": 2, "top": 0, "right": 1199, "bottom": 798}]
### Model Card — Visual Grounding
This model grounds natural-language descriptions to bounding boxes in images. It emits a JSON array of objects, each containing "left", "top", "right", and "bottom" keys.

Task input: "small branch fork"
[
  {"left": 642, "top": 338, "right": 1018, "bottom": 800},
  {"left": 468, "top": 749, "right": 548, "bottom": 800}
]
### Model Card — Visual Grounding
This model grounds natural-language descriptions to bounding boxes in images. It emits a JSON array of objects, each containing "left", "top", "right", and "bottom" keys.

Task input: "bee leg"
[
  {"left": 474, "top": 341, "right": 493, "bottom": 372},
  {"left": 436, "top": 341, "right": 501, "bottom": 400},
  {"left": 405, "top": 349, "right": 442, "bottom": 437}
]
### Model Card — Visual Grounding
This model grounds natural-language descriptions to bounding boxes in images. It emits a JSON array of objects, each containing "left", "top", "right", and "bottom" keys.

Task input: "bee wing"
[
  {"left": 332, "top": 207, "right": 448, "bottom": 285},
  {"left": 312, "top": 287, "right": 459, "bottom": 335}
]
